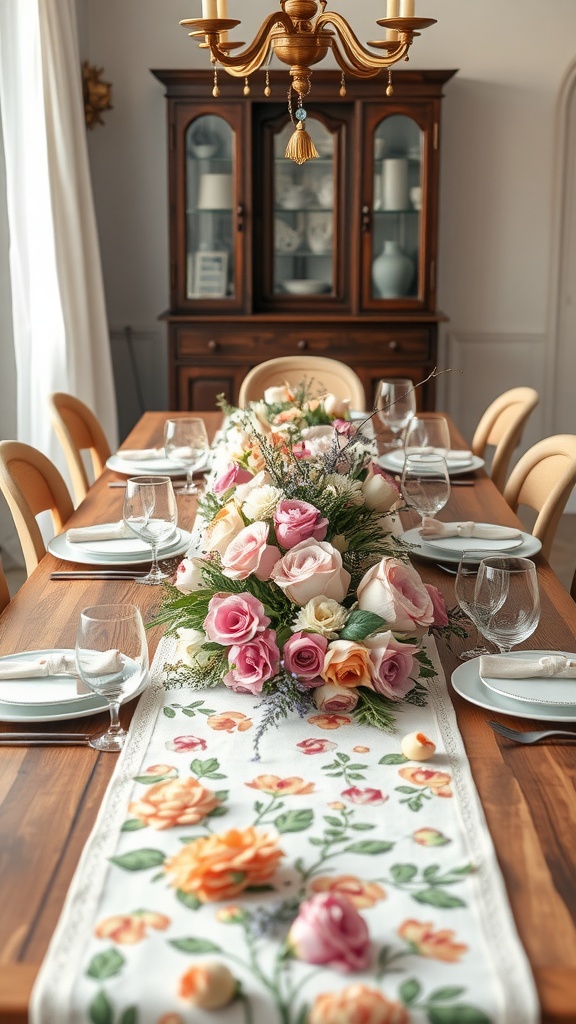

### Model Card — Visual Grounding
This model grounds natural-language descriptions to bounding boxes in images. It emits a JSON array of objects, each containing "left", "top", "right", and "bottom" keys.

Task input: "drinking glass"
[
  {"left": 471, "top": 556, "right": 540, "bottom": 654},
  {"left": 454, "top": 550, "right": 491, "bottom": 660},
  {"left": 404, "top": 413, "right": 451, "bottom": 458},
  {"left": 375, "top": 377, "right": 416, "bottom": 449},
  {"left": 400, "top": 452, "right": 451, "bottom": 524},
  {"left": 75, "top": 604, "right": 149, "bottom": 751},
  {"left": 164, "top": 417, "right": 209, "bottom": 495},
  {"left": 123, "top": 476, "right": 178, "bottom": 585}
]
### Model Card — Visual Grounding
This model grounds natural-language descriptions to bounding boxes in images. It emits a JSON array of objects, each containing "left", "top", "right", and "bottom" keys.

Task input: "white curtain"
[{"left": 0, "top": 0, "right": 118, "bottom": 473}]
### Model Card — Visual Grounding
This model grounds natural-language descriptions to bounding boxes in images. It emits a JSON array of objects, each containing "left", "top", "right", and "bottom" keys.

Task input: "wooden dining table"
[{"left": 0, "top": 409, "right": 575, "bottom": 1024}]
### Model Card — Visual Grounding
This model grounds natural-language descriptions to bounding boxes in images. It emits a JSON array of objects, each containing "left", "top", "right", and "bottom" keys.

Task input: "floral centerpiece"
[{"left": 153, "top": 382, "right": 462, "bottom": 757}]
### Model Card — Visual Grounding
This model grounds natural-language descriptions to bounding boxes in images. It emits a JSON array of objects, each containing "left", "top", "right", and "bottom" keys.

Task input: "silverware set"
[
  {"left": 487, "top": 721, "right": 576, "bottom": 744},
  {"left": 50, "top": 570, "right": 150, "bottom": 581},
  {"left": 0, "top": 732, "right": 91, "bottom": 746}
]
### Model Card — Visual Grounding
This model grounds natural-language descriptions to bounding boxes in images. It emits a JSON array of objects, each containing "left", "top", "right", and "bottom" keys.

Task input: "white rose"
[
  {"left": 361, "top": 465, "right": 400, "bottom": 512},
  {"left": 292, "top": 596, "right": 349, "bottom": 638},
  {"left": 203, "top": 502, "right": 245, "bottom": 555},
  {"left": 264, "top": 384, "right": 292, "bottom": 404},
  {"left": 323, "top": 393, "right": 351, "bottom": 419},
  {"left": 174, "top": 557, "right": 205, "bottom": 594},
  {"left": 271, "top": 539, "right": 350, "bottom": 606},
  {"left": 175, "top": 628, "right": 212, "bottom": 670},
  {"left": 233, "top": 469, "right": 271, "bottom": 503},
  {"left": 241, "top": 484, "right": 284, "bottom": 522}
]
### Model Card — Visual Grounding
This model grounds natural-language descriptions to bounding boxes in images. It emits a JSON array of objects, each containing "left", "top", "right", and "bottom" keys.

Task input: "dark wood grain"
[{"left": 0, "top": 411, "right": 575, "bottom": 1022}]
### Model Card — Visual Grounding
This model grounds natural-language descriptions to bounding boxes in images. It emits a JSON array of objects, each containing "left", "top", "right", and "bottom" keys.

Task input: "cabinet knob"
[
  {"left": 388, "top": 339, "right": 399, "bottom": 352},
  {"left": 361, "top": 204, "right": 371, "bottom": 233},
  {"left": 237, "top": 203, "right": 244, "bottom": 232},
  {"left": 297, "top": 339, "right": 308, "bottom": 351},
  {"left": 207, "top": 339, "right": 219, "bottom": 351}
]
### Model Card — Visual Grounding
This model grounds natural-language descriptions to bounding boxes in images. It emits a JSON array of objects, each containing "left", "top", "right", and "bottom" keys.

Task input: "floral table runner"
[{"left": 31, "top": 635, "right": 538, "bottom": 1024}]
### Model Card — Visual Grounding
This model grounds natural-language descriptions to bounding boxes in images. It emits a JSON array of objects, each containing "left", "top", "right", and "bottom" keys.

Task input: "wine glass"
[
  {"left": 123, "top": 476, "right": 178, "bottom": 585},
  {"left": 404, "top": 413, "right": 451, "bottom": 458},
  {"left": 471, "top": 556, "right": 541, "bottom": 654},
  {"left": 454, "top": 550, "right": 491, "bottom": 661},
  {"left": 164, "top": 417, "right": 209, "bottom": 495},
  {"left": 400, "top": 452, "right": 451, "bottom": 524},
  {"left": 75, "top": 604, "right": 149, "bottom": 751},
  {"left": 375, "top": 378, "right": 416, "bottom": 449}
]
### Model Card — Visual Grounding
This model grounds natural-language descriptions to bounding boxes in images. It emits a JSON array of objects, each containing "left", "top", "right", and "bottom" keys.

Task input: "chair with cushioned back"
[
  {"left": 0, "top": 441, "right": 75, "bottom": 577},
  {"left": 471, "top": 386, "right": 539, "bottom": 492},
  {"left": 502, "top": 434, "right": 576, "bottom": 561},
  {"left": 0, "top": 559, "right": 10, "bottom": 614},
  {"left": 237, "top": 356, "right": 366, "bottom": 411},
  {"left": 48, "top": 392, "right": 111, "bottom": 505}
]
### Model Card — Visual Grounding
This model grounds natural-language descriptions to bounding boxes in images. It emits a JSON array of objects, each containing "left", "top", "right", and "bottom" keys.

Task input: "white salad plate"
[
  {"left": 68, "top": 525, "right": 179, "bottom": 559},
  {"left": 107, "top": 453, "right": 210, "bottom": 478},
  {"left": 0, "top": 649, "right": 148, "bottom": 722},
  {"left": 379, "top": 451, "right": 485, "bottom": 477},
  {"left": 451, "top": 657, "right": 576, "bottom": 723},
  {"left": 423, "top": 531, "right": 525, "bottom": 556},
  {"left": 479, "top": 650, "right": 576, "bottom": 707},
  {"left": 48, "top": 527, "right": 192, "bottom": 566},
  {"left": 401, "top": 527, "right": 542, "bottom": 565}
]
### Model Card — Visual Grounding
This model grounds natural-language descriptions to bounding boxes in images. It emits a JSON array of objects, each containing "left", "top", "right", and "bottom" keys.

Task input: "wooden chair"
[
  {"left": 0, "top": 558, "right": 10, "bottom": 614},
  {"left": 0, "top": 441, "right": 74, "bottom": 576},
  {"left": 471, "top": 387, "right": 539, "bottom": 492},
  {"left": 503, "top": 434, "right": 576, "bottom": 561},
  {"left": 238, "top": 356, "right": 366, "bottom": 411},
  {"left": 48, "top": 392, "right": 111, "bottom": 504}
]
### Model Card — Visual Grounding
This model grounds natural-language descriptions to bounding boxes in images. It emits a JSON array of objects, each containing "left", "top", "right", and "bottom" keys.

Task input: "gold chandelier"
[{"left": 180, "top": 0, "right": 436, "bottom": 163}]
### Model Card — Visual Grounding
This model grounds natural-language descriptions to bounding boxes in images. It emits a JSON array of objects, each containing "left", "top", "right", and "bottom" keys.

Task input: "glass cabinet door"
[
  {"left": 273, "top": 115, "right": 335, "bottom": 299},
  {"left": 370, "top": 114, "right": 423, "bottom": 303},
  {"left": 185, "top": 114, "right": 236, "bottom": 301}
]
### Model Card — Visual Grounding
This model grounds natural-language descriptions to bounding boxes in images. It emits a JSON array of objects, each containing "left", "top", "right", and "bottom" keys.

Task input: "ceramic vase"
[{"left": 372, "top": 240, "right": 414, "bottom": 298}]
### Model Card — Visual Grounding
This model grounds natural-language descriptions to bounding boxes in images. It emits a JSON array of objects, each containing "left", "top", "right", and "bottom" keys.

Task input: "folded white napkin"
[
  {"left": 116, "top": 448, "right": 165, "bottom": 461},
  {"left": 480, "top": 654, "right": 576, "bottom": 679},
  {"left": 67, "top": 522, "right": 136, "bottom": 544},
  {"left": 81, "top": 649, "right": 125, "bottom": 677},
  {"left": 0, "top": 652, "right": 78, "bottom": 679},
  {"left": 420, "top": 518, "right": 522, "bottom": 541},
  {"left": 397, "top": 447, "right": 473, "bottom": 464}
]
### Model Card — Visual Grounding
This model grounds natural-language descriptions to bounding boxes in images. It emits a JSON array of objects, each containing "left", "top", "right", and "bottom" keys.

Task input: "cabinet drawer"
[
  {"left": 175, "top": 328, "right": 260, "bottom": 359},
  {"left": 349, "top": 329, "right": 431, "bottom": 361}
]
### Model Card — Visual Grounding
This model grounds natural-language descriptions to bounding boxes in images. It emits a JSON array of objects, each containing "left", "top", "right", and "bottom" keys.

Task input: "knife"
[
  {"left": 50, "top": 571, "right": 150, "bottom": 580},
  {"left": 0, "top": 733, "right": 91, "bottom": 745}
]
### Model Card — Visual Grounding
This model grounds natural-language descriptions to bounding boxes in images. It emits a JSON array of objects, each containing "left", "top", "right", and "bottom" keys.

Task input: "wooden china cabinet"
[{"left": 153, "top": 68, "right": 456, "bottom": 411}]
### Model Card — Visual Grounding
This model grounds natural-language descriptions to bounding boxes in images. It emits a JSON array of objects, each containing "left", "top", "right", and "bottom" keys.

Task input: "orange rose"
[
  {"left": 311, "top": 874, "right": 386, "bottom": 909},
  {"left": 398, "top": 766, "right": 453, "bottom": 798},
  {"left": 164, "top": 827, "right": 284, "bottom": 903},
  {"left": 322, "top": 640, "right": 371, "bottom": 688},
  {"left": 128, "top": 778, "right": 220, "bottom": 830},
  {"left": 309, "top": 984, "right": 409, "bottom": 1024},
  {"left": 179, "top": 960, "right": 237, "bottom": 1009},
  {"left": 95, "top": 910, "right": 170, "bottom": 945},
  {"left": 398, "top": 919, "right": 467, "bottom": 962},
  {"left": 307, "top": 713, "right": 352, "bottom": 730},
  {"left": 207, "top": 711, "right": 253, "bottom": 733},
  {"left": 245, "top": 775, "right": 315, "bottom": 795}
]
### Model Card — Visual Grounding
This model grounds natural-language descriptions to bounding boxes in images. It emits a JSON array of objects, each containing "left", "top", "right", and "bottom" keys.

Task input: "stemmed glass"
[
  {"left": 75, "top": 604, "right": 149, "bottom": 751},
  {"left": 164, "top": 417, "right": 209, "bottom": 495},
  {"left": 454, "top": 550, "right": 491, "bottom": 661},
  {"left": 404, "top": 413, "right": 451, "bottom": 458},
  {"left": 375, "top": 377, "right": 416, "bottom": 449},
  {"left": 471, "top": 556, "right": 541, "bottom": 654},
  {"left": 400, "top": 453, "right": 451, "bottom": 524},
  {"left": 123, "top": 476, "right": 178, "bottom": 585}
]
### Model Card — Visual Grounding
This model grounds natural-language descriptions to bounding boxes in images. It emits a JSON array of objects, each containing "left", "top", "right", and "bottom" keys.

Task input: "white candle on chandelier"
[
  {"left": 216, "top": 0, "right": 227, "bottom": 16},
  {"left": 386, "top": 0, "right": 399, "bottom": 40},
  {"left": 202, "top": 0, "right": 218, "bottom": 18},
  {"left": 400, "top": 0, "right": 415, "bottom": 16}
]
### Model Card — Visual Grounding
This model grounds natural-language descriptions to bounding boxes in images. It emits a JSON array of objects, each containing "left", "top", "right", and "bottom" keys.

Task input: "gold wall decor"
[{"left": 82, "top": 61, "right": 113, "bottom": 129}]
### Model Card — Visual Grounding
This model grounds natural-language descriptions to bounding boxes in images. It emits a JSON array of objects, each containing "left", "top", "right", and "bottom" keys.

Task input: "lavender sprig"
[{"left": 252, "top": 670, "right": 315, "bottom": 761}]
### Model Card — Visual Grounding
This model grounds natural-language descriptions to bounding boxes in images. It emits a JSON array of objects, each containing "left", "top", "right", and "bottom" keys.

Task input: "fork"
[{"left": 487, "top": 720, "right": 576, "bottom": 744}]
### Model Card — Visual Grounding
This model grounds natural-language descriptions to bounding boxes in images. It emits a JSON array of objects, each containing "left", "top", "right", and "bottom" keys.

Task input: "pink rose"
[
  {"left": 221, "top": 522, "right": 281, "bottom": 582},
  {"left": 288, "top": 892, "right": 371, "bottom": 973},
  {"left": 292, "top": 441, "right": 312, "bottom": 460},
  {"left": 270, "top": 540, "right": 350, "bottom": 606},
  {"left": 274, "top": 499, "right": 329, "bottom": 549},
  {"left": 357, "top": 557, "right": 434, "bottom": 634},
  {"left": 297, "top": 738, "right": 338, "bottom": 755},
  {"left": 204, "top": 593, "right": 270, "bottom": 646},
  {"left": 283, "top": 632, "right": 328, "bottom": 682},
  {"left": 165, "top": 735, "right": 208, "bottom": 752},
  {"left": 314, "top": 684, "right": 359, "bottom": 714},
  {"left": 341, "top": 786, "right": 387, "bottom": 805},
  {"left": 175, "top": 557, "right": 205, "bottom": 594},
  {"left": 365, "top": 631, "right": 418, "bottom": 701},
  {"left": 212, "top": 463, "right": 253, "bottom": 495},
  {"left": 223, "top": 629, "right": 280, "bottom": 694},
  {"left": 424, "top": 584, "right": 449, "bottom": 627}
]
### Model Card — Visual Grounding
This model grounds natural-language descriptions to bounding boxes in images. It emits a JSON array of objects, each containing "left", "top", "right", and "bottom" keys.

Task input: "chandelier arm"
[
  {"left": 315, "top": 11, "right": 411, "bottom": 75},
  {"left": 200, "top": 11, "right": 295, "bottom": 77}
]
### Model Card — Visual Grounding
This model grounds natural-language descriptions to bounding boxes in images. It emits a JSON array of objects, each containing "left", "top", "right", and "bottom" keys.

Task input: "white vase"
[{"left": 372, "top": 240, "right": 414, "bottom": 298}]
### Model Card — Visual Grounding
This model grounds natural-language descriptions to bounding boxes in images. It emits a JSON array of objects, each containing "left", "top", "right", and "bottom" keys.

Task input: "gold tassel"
[{"left": 285, "top": 121, "right": 319, "bottom": 165}]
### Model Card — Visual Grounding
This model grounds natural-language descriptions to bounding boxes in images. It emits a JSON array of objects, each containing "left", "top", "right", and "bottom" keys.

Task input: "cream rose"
[
  {"left": 175, "top": 628, "right": 212, "bottom": 671},
  {"left": 203, "top": 502, "right": 245, "bottom": 556},
  {"left": 264, "top": 384, "right": 293, "bottom": 404},
  {"left": 292, "top": 597, "right": 349, "bottom": 638},
  {"left": 174, "top": 557, "right": 205, "bottom": 594},
  {"left": 323, "top": 393, "right": 351, "bottom": 418},
  {"left": 270, "top": 540, "right": 350, "bottom": 606},
  {"left": 357, "top": 556, "right": 434, "bottom": 634},
  {"left": 241, "top": 484, "right": 284, "bottom": 522},
  {"left": 361, "top": 464, "right": 400, "bottom": 513}
]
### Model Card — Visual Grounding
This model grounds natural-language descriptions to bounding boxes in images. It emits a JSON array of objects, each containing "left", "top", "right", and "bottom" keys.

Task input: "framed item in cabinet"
[{"left": 189, "top": 251, "right": 229, "bottom": 298}]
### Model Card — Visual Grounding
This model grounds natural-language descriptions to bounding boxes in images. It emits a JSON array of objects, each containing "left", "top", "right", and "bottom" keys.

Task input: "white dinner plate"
[
  {"left": 379, "top": 451, "right": 485, "bottom": 477},
  {"left": 0, "top": 650, "right": 149, "bottom": 722},
  {"left": 479, "top": 650, "right": 576, "bottom": 707},
  {"left": 451, "top": 657, "right": 576, "bottom": 723},
  {"left": 423, "top": 531, "right": 525, "bottom": 555},
  {"left": 106, "top": 453, "right": 210, "bottom": 478},
  {"left": 69, "top": 525, "right": 179, "bottom": 559},
  {"left": 48, "top": 527, "right": 192, "bottom": 566},
  {"left": 401, "top": 527, "right": 542, "bottom": 565}
]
